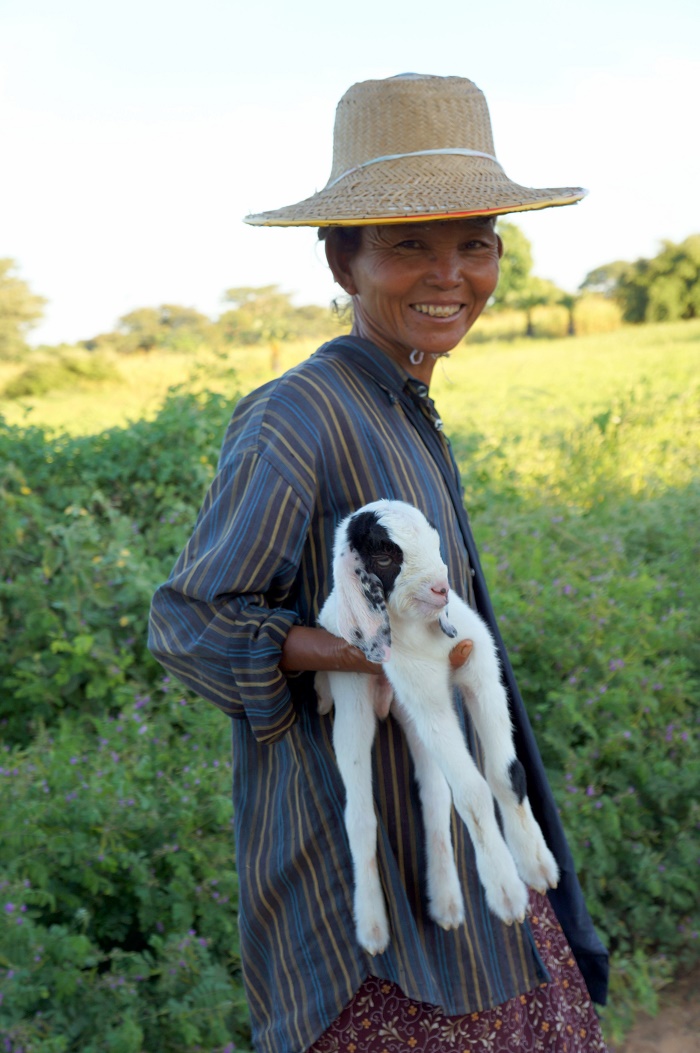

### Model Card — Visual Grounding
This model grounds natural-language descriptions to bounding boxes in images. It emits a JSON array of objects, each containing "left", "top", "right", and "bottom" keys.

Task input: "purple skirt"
[{"left": 308, "top": 891, "right": 607, "bottom": 1052}]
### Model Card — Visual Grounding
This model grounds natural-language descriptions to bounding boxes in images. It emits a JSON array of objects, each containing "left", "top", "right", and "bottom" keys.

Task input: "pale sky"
[{"left": 1, "top": 0, "right": 699, "bottom": 346}]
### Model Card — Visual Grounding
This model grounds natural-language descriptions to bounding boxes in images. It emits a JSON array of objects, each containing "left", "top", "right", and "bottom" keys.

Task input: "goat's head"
[{"left": 332, "top": 500, "right": 458, "bottom": 662}]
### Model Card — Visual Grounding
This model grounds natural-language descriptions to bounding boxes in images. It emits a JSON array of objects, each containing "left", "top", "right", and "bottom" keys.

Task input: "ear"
[
  {"left": 333, "top": 543, "right": 391, "bottom": 663},
  {"left": 438, "top": 610, "right": 458, "bottom": 639},
  {"left": 496, "top": 233, "right": 504, "bottom": 259},
  {"left": 324, "top": 237, "right": 359, "bottom": 296}
]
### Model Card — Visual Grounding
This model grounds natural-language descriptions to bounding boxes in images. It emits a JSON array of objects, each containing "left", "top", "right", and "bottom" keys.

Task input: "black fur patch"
[
  {"left": 347, "top": 511, "right": 404, "bottom": 598},
  {"left": 508, "top": 758, "right": 527, "bottom": 804}
]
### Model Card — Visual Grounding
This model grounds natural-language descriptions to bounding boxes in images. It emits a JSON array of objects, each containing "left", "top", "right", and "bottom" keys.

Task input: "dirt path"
[{"left": 614, "top": 969, "right": 700, "bottom": 1053}]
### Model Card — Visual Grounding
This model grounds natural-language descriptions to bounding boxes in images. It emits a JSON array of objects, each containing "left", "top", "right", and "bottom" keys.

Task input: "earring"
[{"left": 409, "top": 349, "right": 424, "bottom": 366}]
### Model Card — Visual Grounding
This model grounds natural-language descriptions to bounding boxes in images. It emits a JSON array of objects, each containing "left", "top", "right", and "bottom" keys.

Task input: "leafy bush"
[
  {"left": 0, "top": 386, "right": 235, "bottom": 744},
  {"left": 452, "top": 370, "right": 700, "bottom": 1038},
  {"left": 3, "top": 353, "right": 122, "bottom": 399},
  {"left": 0, "top": 691, "right": 248, "bottom": 1052}
]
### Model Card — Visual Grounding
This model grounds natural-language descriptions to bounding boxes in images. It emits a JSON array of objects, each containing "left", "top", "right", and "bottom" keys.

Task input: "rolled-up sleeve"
[{"left": 148, "top": 446, "right": 312, "bottom": 744}]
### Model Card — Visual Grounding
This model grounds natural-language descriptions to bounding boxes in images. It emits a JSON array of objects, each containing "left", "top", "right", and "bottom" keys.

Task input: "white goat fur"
[{"left": 316, "top": 500, "right": 559, "bottom": 956}]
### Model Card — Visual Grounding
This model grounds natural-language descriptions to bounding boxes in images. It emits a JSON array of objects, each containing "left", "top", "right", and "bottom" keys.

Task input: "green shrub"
[
  {"left": 0, "top": 386, "right": 236, "bottom": 743},
  {"left": 0, "top": 691, "right": 249, "bottom": 1052},
  {"left": 454, "top": 392, "right": 700, "bottom": 1039},
  {"left": 3, "top": 353, "right": 122, "bottom": 399}
]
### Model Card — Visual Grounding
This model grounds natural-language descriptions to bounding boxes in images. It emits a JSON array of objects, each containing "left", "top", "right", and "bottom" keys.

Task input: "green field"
[{"left": 1, "top": 321, "right": 699, "bottom": 1050}]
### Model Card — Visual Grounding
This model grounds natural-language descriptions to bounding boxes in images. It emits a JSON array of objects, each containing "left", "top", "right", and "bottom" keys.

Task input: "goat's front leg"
[
  {"left": 454, "top": 642, "right": 559, "bottom": 894},
  {"left": 393, "top": 701, "right": 465, "bottom": 931},
  {"left": 388, "top": 660, "right": 528, "bottom": 926},
  {"left": 326, "top": 672, "right": 390, "bottom": 956}
]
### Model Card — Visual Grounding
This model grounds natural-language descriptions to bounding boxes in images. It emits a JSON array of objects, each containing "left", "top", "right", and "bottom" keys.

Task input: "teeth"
[{"left": 412, "top": 304, "right": 461, "bottom": 318}]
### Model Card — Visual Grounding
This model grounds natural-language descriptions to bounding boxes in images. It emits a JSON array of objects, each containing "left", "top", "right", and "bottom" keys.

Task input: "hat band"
[{"left": 326, "top": 147, "right": 501, "bottom": 190}]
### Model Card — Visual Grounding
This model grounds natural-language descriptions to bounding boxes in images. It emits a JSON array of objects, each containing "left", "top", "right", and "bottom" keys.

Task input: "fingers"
[{"left": 449, "top": 639, "right": 473, "bottom": 669}]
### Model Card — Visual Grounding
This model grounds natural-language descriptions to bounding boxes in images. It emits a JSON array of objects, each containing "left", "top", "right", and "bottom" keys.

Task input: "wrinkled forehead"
[
  {"left": 360, "top": 215, "right": 496, "bottom": 246},
  {"left": 382, "top": 215, "right": 494, "bottom": 234}
]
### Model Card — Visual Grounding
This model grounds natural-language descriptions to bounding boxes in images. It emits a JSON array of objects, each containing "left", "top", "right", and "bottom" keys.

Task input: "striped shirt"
[{"left": 149, "top": 336, "right": 608, "bottom": 1053}]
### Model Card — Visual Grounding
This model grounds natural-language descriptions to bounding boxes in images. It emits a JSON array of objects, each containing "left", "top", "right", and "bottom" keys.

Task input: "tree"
[
  {"left": 109, "top": 304, "right": 214, "bottom": 353},
  {"left": 0, "top": 259, "right": 46, "bottom": 358},
  {"left": 557, "top": 292, "right": 578, "bottom": 336},
  {"left": 514, "top": 277, "right": 564, "bottom": 337},
  {"left": 580, "top": 236, "right": 700, "bottom": 323},
  {"left": 217, "top": 285, "right": 342, "bottom": 348},
  {"left": 490, "top": 222, "right": 534, "bottom": 309},
  {"left": 579, "top": 260, "right": 633, "bottom": 298},
  {"left": 643, "top": 235, "right": 700, "bottom": 322}
]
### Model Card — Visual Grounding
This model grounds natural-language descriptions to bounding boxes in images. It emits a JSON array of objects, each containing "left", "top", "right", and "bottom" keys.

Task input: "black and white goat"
[{"left": 316, "top": 499, "right": 559, "bottom": 956}]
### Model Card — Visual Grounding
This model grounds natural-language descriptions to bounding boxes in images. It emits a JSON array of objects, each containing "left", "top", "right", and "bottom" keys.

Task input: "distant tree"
[
  {"left": 109, "top": 304, "right": 214, "bottom": 353},
  {"left": 514, "top": 277, "right": 564, "bottom": 337},
  {"left": 643, "top": 235, "right": 700, "bottom": 322},
  {"left": 579, "top": 260, "right": 633, "bottom": 298},
  {"left": 557, "top": 292, "right": 578, "bottom": 336},
  {"left": 580, "top": 236, "right": 700, "bottom": 323},
  {"left": 217, "top": 285, "right": 342, "bottom": 348},
  {"left": 0, "top": 259, "right": 46, "bottom": 359},
  {"left": 491, "top": 222, "right": 534, "bottom": 309},
  {"left": 218, "top": 286, "right": 299, "bottom": 346},
  {"left": 488, "top": 223, "right": 569, "bottom": 335}
]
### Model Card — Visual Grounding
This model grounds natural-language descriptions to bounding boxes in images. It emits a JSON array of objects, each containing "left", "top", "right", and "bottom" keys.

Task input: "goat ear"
[
  {"left": 439, "top": 610, "right": 458, "bottom": 639},
  {"left": 333, "top": 544, "right": 391, "bottom": 663}
]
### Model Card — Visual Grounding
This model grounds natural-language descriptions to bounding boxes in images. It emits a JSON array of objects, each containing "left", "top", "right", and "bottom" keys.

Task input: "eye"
[
  {"left": 395, "top": 239, "right": 423, "bottom": 250},
  {"left": 373, "top": 555, "right": 396, "bottom": 568}
]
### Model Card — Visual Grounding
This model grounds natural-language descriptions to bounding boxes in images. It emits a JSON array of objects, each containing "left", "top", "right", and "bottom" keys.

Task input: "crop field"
[{"left": 1, "top": 320, "right": 699, "bottom": 1051}]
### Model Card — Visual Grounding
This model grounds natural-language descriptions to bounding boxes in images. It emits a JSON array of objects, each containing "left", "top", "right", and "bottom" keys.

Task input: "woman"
[{"left": 149, "top": 74, "right": 609, "bottom": 1052}]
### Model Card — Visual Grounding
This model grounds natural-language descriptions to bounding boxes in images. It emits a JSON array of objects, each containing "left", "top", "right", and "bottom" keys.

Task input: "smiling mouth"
[{"left": 411, "top": 303, "right": 462, "bottom": 318}]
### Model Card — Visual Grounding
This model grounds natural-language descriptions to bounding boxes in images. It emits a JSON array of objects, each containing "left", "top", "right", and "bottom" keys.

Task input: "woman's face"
[{"left": 327, "top": 218, "right": 503, "bottom": 379}]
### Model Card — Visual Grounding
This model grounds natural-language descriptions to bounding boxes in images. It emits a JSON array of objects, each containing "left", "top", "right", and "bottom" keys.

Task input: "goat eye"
[{"left": 373, "top": 555, "right": 395, "bottom": 569}]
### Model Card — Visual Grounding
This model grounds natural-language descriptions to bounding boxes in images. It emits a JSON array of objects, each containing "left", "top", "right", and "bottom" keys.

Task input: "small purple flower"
[{"left": 4, "top": 903, "right": 14, "bottom": 913}]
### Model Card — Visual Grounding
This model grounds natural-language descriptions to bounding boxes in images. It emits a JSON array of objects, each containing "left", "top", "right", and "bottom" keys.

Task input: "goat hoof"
[
  {"left": 486, "top": 875, "right": 529, "bottom": 926},
  {"left": 359, "top": 923, "right": 390, "bottom": 957},
  {"left": 429, "top": 897, "right": 465, "bottom": 931}
]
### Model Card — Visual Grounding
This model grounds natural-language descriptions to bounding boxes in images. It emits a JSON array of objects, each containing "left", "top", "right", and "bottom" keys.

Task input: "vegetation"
[
  {"left": 581, "top": 234, "right": 700, "bottom": 323},
  {"left": 3, "top": 351, "right": 121, "bottom": 399},
  {"left": 0, "top": 321, "right": 698, "bottom": 1050},
  {"left": 0, "top": 260, "right": 46, "bottom": 360}
]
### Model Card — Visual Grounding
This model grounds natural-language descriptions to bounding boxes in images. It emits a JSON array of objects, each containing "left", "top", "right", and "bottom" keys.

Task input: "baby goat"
[{"left": 316, "top": 499, "right": 559, "bottom": 956}]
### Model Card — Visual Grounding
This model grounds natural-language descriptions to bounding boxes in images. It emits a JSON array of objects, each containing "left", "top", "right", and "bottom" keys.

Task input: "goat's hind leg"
[
  {"left": 456, "top": 652, "right": 559, "bottom": 893},
  {"left": 328, "top": 673, "right": 390, "bottom": 955},
  {"left": 393, "top": 702, "right": 465, "bottom": 931},
  {"left": 389, "top": 663, "right": 528, "bottom": 926}
]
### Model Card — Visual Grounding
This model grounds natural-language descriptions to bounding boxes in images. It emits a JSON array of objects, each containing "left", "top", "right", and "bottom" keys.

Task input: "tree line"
[{"left": 1, "top": 226, "right": 699, "bottom": 360}]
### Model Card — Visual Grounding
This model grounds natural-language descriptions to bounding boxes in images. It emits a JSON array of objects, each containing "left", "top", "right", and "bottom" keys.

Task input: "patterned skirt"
[{"left": 308, "top": 891, "right": 608, "bottom": 1052}]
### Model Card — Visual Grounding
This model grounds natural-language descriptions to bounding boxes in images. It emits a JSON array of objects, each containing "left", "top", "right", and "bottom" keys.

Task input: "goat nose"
[{"left": 431, "top": 583, "right": 449, "bottom": 597}]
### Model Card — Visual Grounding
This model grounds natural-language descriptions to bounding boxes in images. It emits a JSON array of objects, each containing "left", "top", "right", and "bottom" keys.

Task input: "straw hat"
[{"left": 244, "top": 73, "right": 586, "bottom": 227}]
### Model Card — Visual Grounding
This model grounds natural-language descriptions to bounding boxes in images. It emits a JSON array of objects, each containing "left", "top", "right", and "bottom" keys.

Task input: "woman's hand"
[
  {"left": 279, "top": 626, "right": 382, "bottom": 674},
  {"left": 280, "top": 626, "right": 473, "bottom": 674},
  {"left": 449, "top": 639, "right": 473, "bottom": 669}
]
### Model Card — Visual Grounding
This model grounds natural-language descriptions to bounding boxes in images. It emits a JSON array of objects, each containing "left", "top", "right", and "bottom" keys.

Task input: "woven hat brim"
[{"left": 244, "top": 155, "right": 587, "bottom": 227}]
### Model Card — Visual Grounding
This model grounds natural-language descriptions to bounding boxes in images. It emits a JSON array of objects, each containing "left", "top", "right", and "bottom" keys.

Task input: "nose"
[
  {"left": 427, "top": 250, "right": 462, "bottom": 287},
  {"left": 431, "top": 581, "right": 449, "bottom": 600}
]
